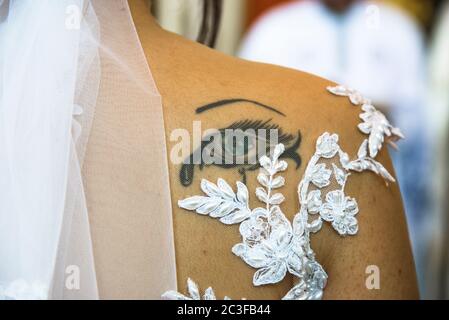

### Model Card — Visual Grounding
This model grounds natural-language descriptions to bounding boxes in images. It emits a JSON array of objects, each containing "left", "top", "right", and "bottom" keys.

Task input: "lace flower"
[
  {"left": 310, "top": 163, "right": 332, "bottom": 188},
  {"left": 316, "top": 133, "right": 339, "bottom": 158},
  {"left": 232, "top": 206, "right": 305, "bottom": 286},
  {"left": 319, "top": 190, "right": 359, "bottom": 236}
]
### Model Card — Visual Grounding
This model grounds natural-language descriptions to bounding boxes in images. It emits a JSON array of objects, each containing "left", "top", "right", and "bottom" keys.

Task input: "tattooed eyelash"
[
  {"left": 179, "top": 119, "right": 302, "bottom": 187},
  {"left": 227, "top": 119, "right": 297, "bottom": 145}
]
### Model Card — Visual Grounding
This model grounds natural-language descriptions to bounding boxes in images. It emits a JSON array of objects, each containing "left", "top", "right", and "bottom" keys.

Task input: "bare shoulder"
[
  {"left": 236, "top": 56, "right": 418, "bottom": 300},
  {"left": 145, "top": 30, "right": 418, "bottom": 299},
  {"left": 245, "top": 60, "right": 419, "bottom": 299},
  {"left": 242, "top": 63, "right": 419, "bottom": 299},
  {"left": 245, "top": 61, "right": 419, "bottom": 299}
]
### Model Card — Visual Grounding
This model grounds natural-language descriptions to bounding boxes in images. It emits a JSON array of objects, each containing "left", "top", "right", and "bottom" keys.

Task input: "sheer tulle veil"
[{"left": 0, "top": 0, "right": 177, "bottom": 299}]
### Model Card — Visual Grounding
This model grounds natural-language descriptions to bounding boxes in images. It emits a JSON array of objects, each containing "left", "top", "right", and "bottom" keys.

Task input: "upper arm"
[
  {"left": 297, "top": 82, "right": 419, "bottom": 300},
  {"left": 314, "top": 130, "right": 419, "bottom": 300}
]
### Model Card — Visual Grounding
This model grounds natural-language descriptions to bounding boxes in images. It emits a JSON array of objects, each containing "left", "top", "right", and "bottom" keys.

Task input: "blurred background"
[{"left": 151, "top": 0, "right": 449, "bottom": 299}]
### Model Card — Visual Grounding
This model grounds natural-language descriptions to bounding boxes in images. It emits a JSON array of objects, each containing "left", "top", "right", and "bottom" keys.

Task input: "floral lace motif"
[
  {"left": 162, "top": 278, "right": 233, "bottom": 300},
  {"left": 328, "top": 85, "right": 404, "bottom": 156},
  {"left": 164, "top": 85, "right": 402, "bottom": 300}
]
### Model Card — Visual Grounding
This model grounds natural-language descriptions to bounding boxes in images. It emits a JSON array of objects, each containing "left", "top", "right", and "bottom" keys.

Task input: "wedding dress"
[{"left": 0, "top": 0, "right": 402, "bottom": 300}]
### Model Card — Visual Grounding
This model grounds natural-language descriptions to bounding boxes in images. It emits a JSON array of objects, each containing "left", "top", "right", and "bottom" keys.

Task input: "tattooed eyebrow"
[{"left": 195, "top": 99, "right": 286, "bottom": 117}]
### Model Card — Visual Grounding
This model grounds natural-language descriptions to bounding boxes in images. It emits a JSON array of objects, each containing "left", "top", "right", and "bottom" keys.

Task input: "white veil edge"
[
  {"left": 0, "top": 0, "right": 177, "bottom": 300},
  {"left": 0, "top": 0, "right": 99, "bottom": 299}
]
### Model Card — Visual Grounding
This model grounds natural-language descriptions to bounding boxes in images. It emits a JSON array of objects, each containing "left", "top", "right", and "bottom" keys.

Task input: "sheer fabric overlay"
[{"left": 0, "top": 0, "right": 177, "bottom": 299}]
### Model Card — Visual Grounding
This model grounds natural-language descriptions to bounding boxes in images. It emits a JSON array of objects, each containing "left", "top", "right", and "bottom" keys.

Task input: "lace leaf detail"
[
  {"left": 178, "top": 178, "right": 251, "bottom": 225},
  {"left": 346, "top": 158, "right": 395, "bottom": 183},
  {"left": 260, "top": 145, "right": 288, "bottom": 174},
  {"left": 359, "top": 105, "right": 387, "bottom": 157},
  {"left": 327, "top": 85, "right": 404, "bottom": 158},
  {"left": 255, "top": 187, "right": 269, "bottom": 204},
  {"left": 332, "top": 163, "right": 348, "bottom": 187},
  {"left": 161, "top": 291, "right": 193, "bottom": 300},
  {"left": 345, "top": 140, "right": 395, "bottom": 183},
  {"left": 204, "top": 287, "right": 217, "bottom": 300},
  {"left": 236, "top": 181, "right": 249, "bottom": 204},
  {"left": 306, "top": 190, "right": 322, "bottom": 214},
  {"left": 357, "top": 139, "right": 369, "bottom": 158},
  {"left": 307, "top": 217, "right": 323, "bottom": 234},
  {"left": 268, "top": 193, "right": 285, "bottom": 205},
  {"left": 327, "top": 85, "right": 370, "bottom": 105},
  {"left": 188, "top": 278, "right": 201, "bottom": 300},
  {"left": 256, "top": 144, "right": 287, "bottom": 207},
  {"left": 359, "top": 104, "right": 405, "bottom": 157},
  {"left": 162, "top": 278, "right": 232, "bottom": 300},
  {"left": 253, "top": 261, "right": 288, "bottom": 286},
  {"left": 258, "top": 173, "right": 285, "bottom": 189}
]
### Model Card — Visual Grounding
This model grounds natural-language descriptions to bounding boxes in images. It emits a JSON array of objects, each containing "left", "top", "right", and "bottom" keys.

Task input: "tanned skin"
[{"left": 83, "top": 0, "right": 419, "bottom": 299}]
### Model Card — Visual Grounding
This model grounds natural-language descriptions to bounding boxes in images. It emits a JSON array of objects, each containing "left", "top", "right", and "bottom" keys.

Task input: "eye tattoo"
[
  {"left": 179, "top": 99, "right": 302, "bottom": 187},
  {"left": 180, "top": 119, "right": 302, "bottom": 187}
]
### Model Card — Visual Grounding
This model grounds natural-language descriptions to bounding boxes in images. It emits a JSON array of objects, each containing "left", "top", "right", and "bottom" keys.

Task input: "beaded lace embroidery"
[{"left": 162, "top": 85, "right": 403, "bottom": 300}]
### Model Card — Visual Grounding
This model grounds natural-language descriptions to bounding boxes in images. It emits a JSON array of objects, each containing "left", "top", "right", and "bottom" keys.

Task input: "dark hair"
[{"left": 197, "top": 0, "right": 223, "bottom": 48}]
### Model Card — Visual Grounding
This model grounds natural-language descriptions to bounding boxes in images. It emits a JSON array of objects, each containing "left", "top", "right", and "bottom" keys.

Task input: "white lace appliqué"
[
  {"left": 162, "top": 278, "right": 233, "bottom": 300},
  {"left": 164, "top": 85, "right": 402, "bottom": 300}
]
